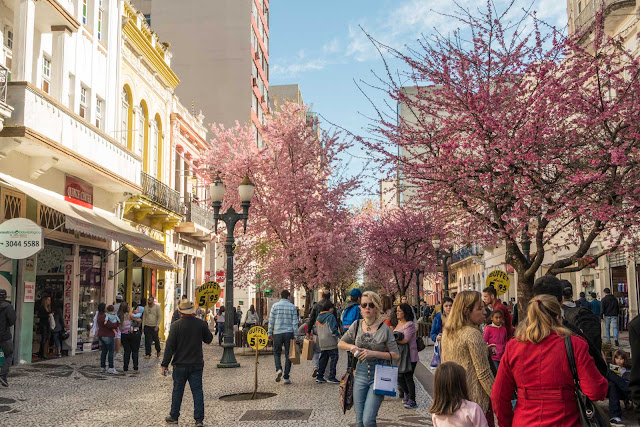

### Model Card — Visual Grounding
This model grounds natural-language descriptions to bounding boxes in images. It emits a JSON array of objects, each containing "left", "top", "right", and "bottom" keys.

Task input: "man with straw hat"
[{"left": 162, "top": 299, "right": 213, "bottom": 426}]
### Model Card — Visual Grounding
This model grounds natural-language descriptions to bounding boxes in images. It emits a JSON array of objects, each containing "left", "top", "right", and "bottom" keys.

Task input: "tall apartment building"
[{"left": 132, "top": 0, "right": 270, "bottom": 145}]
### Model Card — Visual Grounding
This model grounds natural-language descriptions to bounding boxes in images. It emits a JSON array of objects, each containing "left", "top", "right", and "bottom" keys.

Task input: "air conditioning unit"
[
  {"left": 260, "top": 95, "right": 265, "bottom": 103},
  {"left": 252, "top": 77, "right": 257, "bottom": 87},
  {"left": 254, "top": 51, "right": 260, "bottom": 60}
]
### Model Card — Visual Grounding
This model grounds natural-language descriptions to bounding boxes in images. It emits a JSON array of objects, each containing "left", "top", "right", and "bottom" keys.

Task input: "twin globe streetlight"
[{"left": 210, "top": 173, "right": 255, "bottom": 368}]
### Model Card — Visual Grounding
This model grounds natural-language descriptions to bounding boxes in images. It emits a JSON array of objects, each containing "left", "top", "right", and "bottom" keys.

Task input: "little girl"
[
  {"left": 483, "top": 310, "right": 507, "bottom": 370},
  {"left": 608, "top": 349, "right": 631, "bottom": 425},
  {"left": 430, "top": 362, "right": 489, "bottom": 427}
]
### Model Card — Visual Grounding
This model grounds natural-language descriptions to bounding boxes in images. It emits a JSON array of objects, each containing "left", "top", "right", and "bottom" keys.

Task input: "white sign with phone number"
[{"left": 0, "top": 218, "right": 43, "bottom": 259}]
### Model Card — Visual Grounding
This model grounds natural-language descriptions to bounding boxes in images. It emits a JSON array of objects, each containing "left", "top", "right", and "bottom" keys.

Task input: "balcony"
[
  {"left": 141, "top": 171, "right": 182, "bottom": 214},
  {"left": 174, "top": 196, "right": 215, "bottom": 242},
  {"left": 0, "top": 82, "right": 141, "bottom": 193},
  {"left": 574, "top": 0, "right": 636, "bottom": 37},
  {"left": 450, "top": 244, "right": 483, "bottom": 264}
]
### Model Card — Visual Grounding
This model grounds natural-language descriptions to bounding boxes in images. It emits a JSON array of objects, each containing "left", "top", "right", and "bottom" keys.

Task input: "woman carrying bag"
[
  {"left": 491, "top": 294, "right": 608, "bottom": 427},
  {"left": 338, "top": 291, "right": 399, "bottom": 427},
  {"left": 395, "top": 303, "right": 419, "bottom": 409}
]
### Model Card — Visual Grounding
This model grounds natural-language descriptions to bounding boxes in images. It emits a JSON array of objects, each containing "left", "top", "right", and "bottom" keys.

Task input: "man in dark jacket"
[
  {"left": 577, "top": 292, "right": 590, "bottom": 309},
  {"left": 0, "top": 289, "right": 15, "bottom": 387},
  {"left": 306, "top": 288, "right": 332, "bottom": 334},
  {"left": 601, "top": 287, "right": 620, "bottom": 346},
  {"left": 162, "top": 300, "right": 213, "bottom": 426},
  {"left": 627, "top": 314, "right": 640, "bottom": 421},
  {"left": 533, "top": 275, "right": 608, "bottom": 376}
]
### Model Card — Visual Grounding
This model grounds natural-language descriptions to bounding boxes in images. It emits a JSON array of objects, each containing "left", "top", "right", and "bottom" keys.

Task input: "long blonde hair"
[
  {"left": 443, "top": 291, "right": 480, "bottom": 337},
  {"left": 515, "top": 294, "right": 571, "bottom": 344}
]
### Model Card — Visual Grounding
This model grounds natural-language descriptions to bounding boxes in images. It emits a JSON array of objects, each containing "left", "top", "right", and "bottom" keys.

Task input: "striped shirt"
[{"left": 268, "top": 299, "right": 298, "bottom": 336}]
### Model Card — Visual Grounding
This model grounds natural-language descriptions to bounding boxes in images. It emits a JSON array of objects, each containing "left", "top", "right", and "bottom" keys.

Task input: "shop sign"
[
  {"left": 24, "top": 281, "right": 35, "bottom": 302},
  {"left": 63, "top": 257, "right": 74, "bottom": 329},
  {"left": 247, "top": 326, "right": 268, "bottom": 350},
  {"left": 486, "top": 270, "right": 510, "bottom": 296},
  {"left": 65, "top": 175, "right": 93, "bottom": 209},
  {"left": 216, "top": 270, "right": 225, "bottom": 283},
  {"left": 196, "top": 281, "right": 221, "bottom": 307},
  {"left": 157, "top": 279, "right": 165, "bottom": 290},
  {"left": 204, "top": 271, "right": 211, "bottom": 282},
  {"left": 0, "top": 218, "right": 43, "bottom": 259}
]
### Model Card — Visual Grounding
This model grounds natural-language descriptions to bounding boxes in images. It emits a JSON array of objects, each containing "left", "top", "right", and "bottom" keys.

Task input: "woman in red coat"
[{"left": 492, "top": 294, "right": 607, "bottom": 427}]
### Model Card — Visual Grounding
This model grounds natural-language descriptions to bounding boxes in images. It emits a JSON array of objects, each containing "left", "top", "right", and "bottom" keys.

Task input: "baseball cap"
[{"left": 350, "top": 288, "right": 362, "bottom": 298}]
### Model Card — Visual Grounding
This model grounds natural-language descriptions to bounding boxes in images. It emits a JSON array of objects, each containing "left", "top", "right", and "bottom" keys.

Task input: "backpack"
[
  {"left": 341, "top": 304, "right": 360, "bottom": 331},
  {"left": 316, "top": 320, "right": 338, "bottom": 351},
  {"left": 564, "top": 305, "right": 602, "bottom": 352}
]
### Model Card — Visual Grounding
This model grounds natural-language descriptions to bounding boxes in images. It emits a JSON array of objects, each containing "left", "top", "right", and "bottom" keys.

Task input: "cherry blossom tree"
[
  {"left": 202, "top": 102, "right": 360, "bottom": 315},
  {"left": 363, "top": 2, "right": 640, "bottom": 305},
  {"left": 356, "top": 204, "right": 435, "bottom": 298}
]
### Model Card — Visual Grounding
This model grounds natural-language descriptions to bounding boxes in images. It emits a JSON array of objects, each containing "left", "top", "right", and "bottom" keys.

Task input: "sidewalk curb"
[{"left": 414, "top": 361, "right": 434, "bottom": 397}]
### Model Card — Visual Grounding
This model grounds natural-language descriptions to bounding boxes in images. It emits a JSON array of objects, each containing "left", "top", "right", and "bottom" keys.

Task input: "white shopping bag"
[{"left": 373, "top": 364, "right": 398, "bottom": 397}]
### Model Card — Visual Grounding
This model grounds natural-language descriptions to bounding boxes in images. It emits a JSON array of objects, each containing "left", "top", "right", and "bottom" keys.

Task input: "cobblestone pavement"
[{"left": 0, "top": 343, "right": 433, "bottom": 426}]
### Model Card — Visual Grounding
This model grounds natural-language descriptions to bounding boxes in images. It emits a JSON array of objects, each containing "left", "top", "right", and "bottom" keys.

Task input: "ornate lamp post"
[
  {"left": 210, "top": 174, "right": 255, "bottom": 368},
  {"left": 432, "top": 238, "right": 453, "bottom": 298},
  {"left": 415, "top": 260, "right": 427, "bottom": 305}
]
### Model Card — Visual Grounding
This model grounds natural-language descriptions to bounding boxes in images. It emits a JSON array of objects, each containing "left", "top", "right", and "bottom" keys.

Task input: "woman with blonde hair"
[
  {"left": 338, "top": 291, "right": 399, "bottom": 427},
  {"left": 492, "top": 294, "right": 607, "bottom": 426},
  {"left": 440, "top": 291, "right": 495, "bottom": 426}
]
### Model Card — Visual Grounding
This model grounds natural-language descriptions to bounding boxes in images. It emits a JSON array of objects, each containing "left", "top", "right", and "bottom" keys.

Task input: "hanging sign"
[
  {"left": 196, "top": 281, "right": 222, "bottom": 307},
  {"left": 65, "top": 175, "right": 93, "bottom": 209},
  {"left": 0, "top": 218, "right": 43, "bottom": 259},
  {"left": 486, "top": 270, "right": 510, "bottom": 296},
  {"left": 63, "top": 257, "right": 74, "bottom": 329}
]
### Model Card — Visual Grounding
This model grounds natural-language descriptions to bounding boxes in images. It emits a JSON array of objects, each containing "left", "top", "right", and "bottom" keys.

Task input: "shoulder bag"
[
  {"left": 564, "top": 335, "right": 610, "bottom": 427},
  {"left": 340, "top": 319, "right": 359, "bottom": 414}
]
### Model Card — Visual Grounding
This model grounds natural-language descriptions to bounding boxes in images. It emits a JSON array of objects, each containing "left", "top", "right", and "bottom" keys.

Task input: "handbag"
[
  {"left": 430, "top": 341, "right": 441, "bottom": 368},
  {"left": 397, "top": 343, "right": 412, "bottom": 374},
  {"left": 416, "top": 336, "right": 426, "bottom": 352},
  {"left": 340, "top": 319, "right": 359, "bottom": 413},
  {"left": 564, "top": 336, "right": 610, "bottom": 427}
]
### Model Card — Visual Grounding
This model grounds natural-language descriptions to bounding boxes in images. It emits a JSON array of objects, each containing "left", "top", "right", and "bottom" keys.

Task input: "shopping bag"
[
  {"left": 430, "top": 342, "right": 441, "bottom": 368},
  {"left": 302, "top": 337, "right": 314, "bottom": 361},
  {"left": 373, "top": 364, "right": 398, "bottom": 396},
  {"left": 289, "top": 339, "right": 300, "bottom": 365}
]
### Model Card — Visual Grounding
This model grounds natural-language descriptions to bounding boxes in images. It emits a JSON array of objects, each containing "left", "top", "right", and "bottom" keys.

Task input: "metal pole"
[
  {"left": 443, "top": 255, "right": 450, "bottom": 298},
  {"left": 218, "top": 222, "right": 239, "bottom": 368}
]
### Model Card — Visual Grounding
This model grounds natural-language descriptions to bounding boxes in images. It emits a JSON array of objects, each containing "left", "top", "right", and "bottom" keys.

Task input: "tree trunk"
[
  {"left": 515, "top": 272, "right": 534, "bottom": 319},
  {"left": 304, "top": 286, "right": 313, "bottom": 318}
]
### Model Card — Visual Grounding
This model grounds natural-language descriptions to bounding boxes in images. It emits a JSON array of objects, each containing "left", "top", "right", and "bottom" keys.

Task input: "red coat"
[{"left": 492, "top": 333, "right": 607, "bottom": 427}]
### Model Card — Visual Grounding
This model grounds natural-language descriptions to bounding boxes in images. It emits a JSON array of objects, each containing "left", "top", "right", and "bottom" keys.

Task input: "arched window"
[
  {"left": 136, "top": 103, "right": 146, "bottom": 159},
  {"left": 150, "top": 117, "right": 159, "bottom": 178},
  {"left": 120, "top": 88, "right": 129, "bottom": 146}
]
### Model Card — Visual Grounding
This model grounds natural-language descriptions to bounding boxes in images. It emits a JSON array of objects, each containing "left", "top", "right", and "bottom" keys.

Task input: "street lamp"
[
  {"left": 432, "top": 238, "right": 453, "bottom": 299},
  {"left": 415, "top": 260, "right": 427, "bottom": 306},
  {"left": 210, "top": 173, "right": 255, "bottom": 368}
]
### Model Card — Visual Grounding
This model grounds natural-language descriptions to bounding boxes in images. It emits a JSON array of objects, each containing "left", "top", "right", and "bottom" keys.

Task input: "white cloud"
[
  {"left": 272, "top": 59, "right": 328, "bottom": 78},
  {"left": 322, "top": 38, "right": 341, "bottom": 54}
]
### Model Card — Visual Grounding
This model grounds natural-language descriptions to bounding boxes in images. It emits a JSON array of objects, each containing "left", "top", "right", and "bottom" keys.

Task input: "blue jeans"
[
  {"left": 217, "top": 323, "right": 224, "bottom": 345},
  {"left": 353, "top": 360, "right": 385, "bottom": 427},
  {"left": 99, "top": 337, "right": 115, "bottom": 369},
  {"left": 605, "top": 316, "right": 619, "bottom": 342},
  {"left": 170, "top": 365, "right": 204, "bottom": 422},
  {"left": 317, "top": 348, "right": 339, "bottom": 380},
  {"left": 272, "top": 332, "right": 294, "bottom": 379},
  {"left": 607, "top": 370, "right": 629, "bottom": 418},
  {"left": 313, "top": 346, "right": 321, "bottom": 368}
]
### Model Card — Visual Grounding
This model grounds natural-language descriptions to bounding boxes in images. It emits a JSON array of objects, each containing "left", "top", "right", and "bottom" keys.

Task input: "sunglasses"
[{"left": 360, "top": 303, "right": 376, "bottom": 309}]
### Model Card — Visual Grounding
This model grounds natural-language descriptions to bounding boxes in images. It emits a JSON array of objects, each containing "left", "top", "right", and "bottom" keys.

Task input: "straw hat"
[{"left": 178, "top": 300, "right": 196, "bottom": 315}]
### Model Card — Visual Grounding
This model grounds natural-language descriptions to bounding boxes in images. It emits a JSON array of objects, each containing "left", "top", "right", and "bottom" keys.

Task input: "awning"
[
  {"left": 124, "top": 244, "right": 179, "bottom": 271},
  {"left": 0, "top": 173, "right": 164, "bottom": 252}
]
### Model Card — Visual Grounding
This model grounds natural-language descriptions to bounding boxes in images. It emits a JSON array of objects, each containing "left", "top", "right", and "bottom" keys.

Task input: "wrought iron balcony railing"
[
  {"left": 186, "top": 199, "right": 215, "bottom": 230},
  {"left": 451, "top": 244, "right": 482, "bottom": 264},
  {"left": 141, "top": 171, "right": 183, "bottom": 214}
]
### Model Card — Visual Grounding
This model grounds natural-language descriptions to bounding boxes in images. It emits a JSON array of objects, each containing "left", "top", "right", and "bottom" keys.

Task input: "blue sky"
[{"left": 269, "top": 0, "right": 568, "bottom": 205}]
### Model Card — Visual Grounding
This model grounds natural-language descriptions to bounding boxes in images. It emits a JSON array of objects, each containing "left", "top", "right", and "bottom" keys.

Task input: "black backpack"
[{"left": 564, "top": 305, "right": 602, "bottom": 352}]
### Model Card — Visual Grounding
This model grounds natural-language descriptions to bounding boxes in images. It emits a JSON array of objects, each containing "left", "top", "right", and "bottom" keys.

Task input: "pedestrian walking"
[
  {"left": 0, "top": 288, "right": 16, "bottom": 387},
  {"left": 243, "top": 304, "right": 258, "bottom": 329},
  {"left": 602, "top": 287, "right": 621, "bottom": 346},
  {"left": 267, "top": 289, "right": 298, "bottom": 384},
  {"left": 120, "top": 302, "right": 142, "bottom": 374},
  {"left": 235, "top": 305, "right": 243, "bottom": 326},
  {"left": 482, "top": 286, "right": 513, "bottom": 337},
  {"left": 441, "top": 291, "right": 495, "bottom": 426},
  {"left": 341, "top": 289, "right": 362, "bottom": 370},
  {"left": 338, "top": 291, "right": 399, "bottom": 427},
  {"left": 315, "top": 302, "right": 340, "bottom": 384},
  {"left": 52, "top": 302, "right": 65, "bottom": 358},
  {"left": 395, "top": 303, "right": 419, "bottom": 409},
  {"left": 172, "top": 295, "right": 188, "bottom": 324},
  {"left": 492, "top": 294, "right": 608, "bottom": 426},
  {"left": 589, "top": 292, "right": 601, "bottom": 318},
  {"left": 483, "top": 310, "right": 507, "bottom": 371},
  {"left": 142, "top": 296, "right": 162, "bottom": 358},
  {"left": 577, "top": 291, "right": 590, "bottom": 309},
  {"left": 215, "top": 306, "right": 225, "bottom": 346},
  {"left": 97, "top": 302, "right": 119, "bottom": 374},
  {"left": 36, "top": 294, "right": 52, "bottom": 359},
  {"left": 306, "top": 288, "right": 332, "bottom": 332},
  {"left": 430, "top": 297, "right": 452, "bottom": 344},
  {"left": 430, "top": 362, "right": 489, "bottom": 427},
  {"left": 162, "top": 299, "right": 213, "bottom": 426}
]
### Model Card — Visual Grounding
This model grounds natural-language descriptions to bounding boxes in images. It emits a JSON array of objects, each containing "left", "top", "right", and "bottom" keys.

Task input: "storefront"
[{"left": 608, "top": 252, "right": 630, "bottom": 332}]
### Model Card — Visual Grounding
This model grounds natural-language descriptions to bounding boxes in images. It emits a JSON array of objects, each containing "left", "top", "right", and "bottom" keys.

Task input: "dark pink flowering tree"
[
  {"left": 202, "top": 102, "right": 360, "bottom": 315},
  {"left": 363, "top": 3, "right": 640, "bottom": 305},
  {"left": 356, "top": 204, "right": 435, "bottom": 297}
]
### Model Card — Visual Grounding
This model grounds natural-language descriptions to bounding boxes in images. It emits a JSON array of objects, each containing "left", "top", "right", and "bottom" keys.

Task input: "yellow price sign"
[
  {"left": 247, "top": 326, "right": 268, "bottom": 350},
  {"left": 196, "top": 281, "right": 222, "bottom": 307},
  {"left": 486, "top": 270, "right": 510, "bottom": 296}
]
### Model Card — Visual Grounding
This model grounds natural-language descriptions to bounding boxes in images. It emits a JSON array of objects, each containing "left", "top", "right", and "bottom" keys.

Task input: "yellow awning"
[{"left": 124, "top": 244, "right": 179, "bottom": 271}]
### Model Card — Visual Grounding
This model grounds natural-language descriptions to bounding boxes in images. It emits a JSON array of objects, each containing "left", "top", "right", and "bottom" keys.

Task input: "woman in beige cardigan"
[{"left": 441, "top": 290, "right": 495, "bottom": 426}]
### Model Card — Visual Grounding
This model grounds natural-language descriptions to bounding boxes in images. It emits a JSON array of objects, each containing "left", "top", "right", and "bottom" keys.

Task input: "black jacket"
[
  {"left": 563, "top": 319, "right": 607, "bottom": 377},
  {"left": 162, "top": 316, "right": 213, "bottom": 367},
  {"left": 601, "top": 294, "right": 619, "bottom": 317},
  {"left": 0, "top": 300, "right": 16, "bottom": 342},
  {"left": 306, "top": 297, "right": 331, "bottom": 331},
  {"left": 628, "top": 315, "right": 640, "bottom": 414}
]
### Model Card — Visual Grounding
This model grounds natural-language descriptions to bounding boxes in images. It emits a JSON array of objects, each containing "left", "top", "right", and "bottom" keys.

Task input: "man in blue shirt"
[
  {"left": 268, "top": 289, "right": 298, "bottom": 384},
  {"left": 589, "top": 292, "right": 601, "bottom": 318}
]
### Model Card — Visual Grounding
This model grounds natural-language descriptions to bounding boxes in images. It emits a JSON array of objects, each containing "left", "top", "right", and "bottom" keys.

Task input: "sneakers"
[
  {"left": 404, "top": 399, "right": 418, "bottom": 409},
  {"left": 195, "top": 421, "right": 204, "bottom": 427},
  {"left": 402, "top": 395, "right": 409, "bottom": 405},
  {"left": 327, "top": 378, "right": 340, "bottom": 384},
  {"left": 284, "top": 378, "right": 292, "bottom": 385},
  {"left": 615, "top": 340, "right": 620, "bottom": 347},
  {"left": 115, "top": 353, "right": 123, "bottom": 359},
  {"left": 0, "top": 376, "right": 8, "bottom": 387},
  {"left": 107, "top": 368, "right": 118, "bottom": 374},
  {"left": 100, "top": 367, "right": 106, "bottom": 373},
  {"left": 165, "top": 416, "right": 178, "bottom": 424},
  {"left": 610, "top": 417, "right": 625, "bottom": 427},
  {"left": 312, "top": 367, "right": 318, "bottom": 378},
  {"left": 275, "top": 369, "right": 283, "bottom": 382},
  {"left": 315, "top": 377, "right": 327, "bottom": 384}
]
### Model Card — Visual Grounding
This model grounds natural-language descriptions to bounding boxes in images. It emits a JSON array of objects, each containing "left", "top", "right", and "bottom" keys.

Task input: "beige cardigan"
[{"left": 441, "top": 325, "right": 494, "bottom": 413}]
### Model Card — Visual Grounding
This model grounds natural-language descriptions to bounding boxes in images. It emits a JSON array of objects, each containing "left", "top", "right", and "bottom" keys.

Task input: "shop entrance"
[
  {"left": 77, "top": 249, "right": 105, "bottom": 352},
  {"left": 611, "top": 266, "right": 630, "bottom": 331}
]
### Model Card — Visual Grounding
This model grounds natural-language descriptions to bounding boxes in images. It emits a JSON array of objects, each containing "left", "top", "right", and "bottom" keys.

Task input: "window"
[
  {"left": 5, "top": 28, "right": 12, "bottom": 49},
  {"left": 252, "top": 93, "right": 258, "bottom": 114},
  {"left": 150, "top": 119, "right": 159, "bottom": 178},
  {"left": 79, "top": 86, "right": 87, "bottom": 118},
  {"left": 136, "top": 105, "right": 145, "bottom": 158},
  {"left": 97, "top": 6, "right": 103, "bottom": 40},
  {"left": 144, "top": 14, "right": 151, "bottom": 26},
  {"left": 95, "top": 98, "right": 103, "bottom": 129},
  {"left": 82, "top": 0, "right": 87, "bottom": 25},
  {"left": 42, "top": 56, "right": 51, "bottom": 94},
  {"left": 121, "top": 88, "right": 129, "bottom": 145}
]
